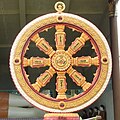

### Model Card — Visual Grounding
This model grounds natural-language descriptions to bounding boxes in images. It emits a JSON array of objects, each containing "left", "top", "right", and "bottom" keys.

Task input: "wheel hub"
[{"left": 52, "top": 51, "right": 71, "bottom": 71}]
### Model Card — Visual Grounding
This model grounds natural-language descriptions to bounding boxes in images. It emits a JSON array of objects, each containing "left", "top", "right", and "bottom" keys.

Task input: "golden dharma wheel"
[{"left": 10, "top": 2, "right": 112, "bottom": 112}]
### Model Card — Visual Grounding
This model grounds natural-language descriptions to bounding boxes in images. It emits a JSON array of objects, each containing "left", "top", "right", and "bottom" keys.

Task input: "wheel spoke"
[
  {"left": 55, "top": 24, "right": 66, "bottom": 50},
  {"left": 67, "top": 67, "right": 91, "bottom": 91},
  {"left": 32, "top": 67, "right": 56, "bottom": 91},
  {"left": 72, "top": 56, "right": 99, "bottom": 67},
  {"left": 23, "top": 57, "right": 50, "bottom": 68},
  {"left": 56, "top": 72, "right": 67, "bottom": 99},
  {"left": 31, "top": 33, "right": 55, "bottom": 57},
  {"left": 67, "top": 32, "right": 90, "bottom": 55}
]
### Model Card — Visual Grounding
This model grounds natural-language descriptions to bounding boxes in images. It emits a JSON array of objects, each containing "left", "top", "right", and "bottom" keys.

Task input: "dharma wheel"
[{"left": 10, "top": 2, "right": 112, "bottom": 113}]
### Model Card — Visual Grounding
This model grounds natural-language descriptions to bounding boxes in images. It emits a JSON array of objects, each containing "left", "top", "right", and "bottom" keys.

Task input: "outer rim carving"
[{"left": 10, "top": 13, "right": 112, "bottom": 112}]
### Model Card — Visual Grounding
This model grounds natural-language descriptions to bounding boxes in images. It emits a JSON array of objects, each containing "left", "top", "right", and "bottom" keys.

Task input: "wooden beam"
[
  {"left": 19, "top": 0, "right": 26, "bottom": 28},
  {"left": 108, "top": 0, "right": 120, "bottom": 120}
]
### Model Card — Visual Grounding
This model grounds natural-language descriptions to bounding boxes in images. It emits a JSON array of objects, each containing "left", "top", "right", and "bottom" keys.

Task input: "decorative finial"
[{"left": 54, "top": 1, "right": 65, "bottom": 13}]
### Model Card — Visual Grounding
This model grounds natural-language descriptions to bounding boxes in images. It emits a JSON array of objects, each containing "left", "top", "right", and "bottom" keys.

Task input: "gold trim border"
[{"left": 44, "top": 113, "right": 79, "bottom": 117}]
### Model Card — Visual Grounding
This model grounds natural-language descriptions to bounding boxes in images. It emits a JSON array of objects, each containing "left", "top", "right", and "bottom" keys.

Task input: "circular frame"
[{"left": 10, "top": 13, "right": 112, "bottom": 112}]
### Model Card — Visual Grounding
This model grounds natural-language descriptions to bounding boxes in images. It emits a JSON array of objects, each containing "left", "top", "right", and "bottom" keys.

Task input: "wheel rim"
[{"left": 10, "top": 12, "right": 112, "bottom": 112}]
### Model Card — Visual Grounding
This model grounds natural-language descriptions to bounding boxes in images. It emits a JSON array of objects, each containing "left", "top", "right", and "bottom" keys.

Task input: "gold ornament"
[{"left": 10, "top": 2, "right": 112, "bottom": 113}]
